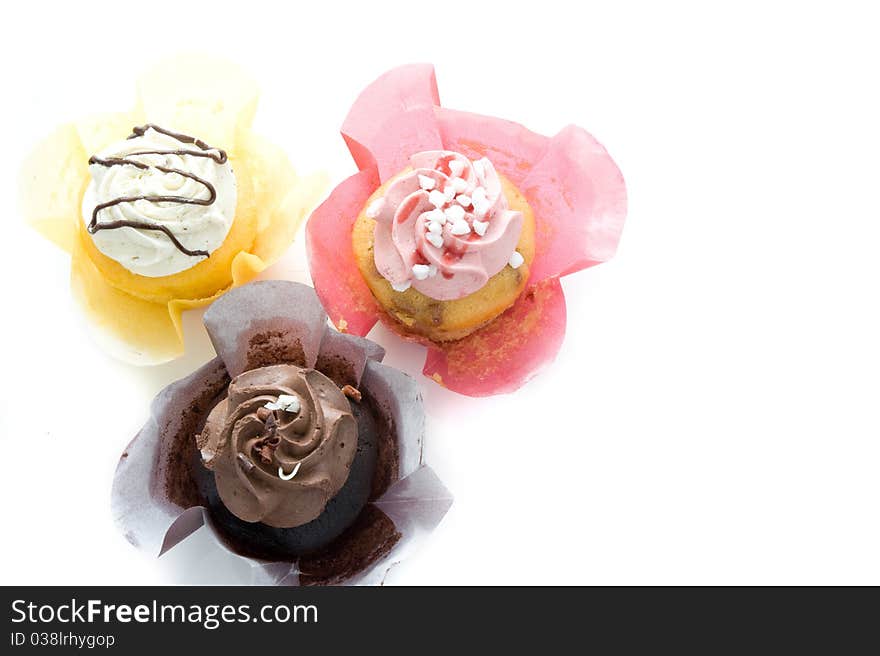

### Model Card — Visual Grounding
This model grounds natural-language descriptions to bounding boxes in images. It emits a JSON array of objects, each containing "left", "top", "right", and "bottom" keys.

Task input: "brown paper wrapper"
[{"left": 111, "top": 281, "right": 452, "bottom": 585}]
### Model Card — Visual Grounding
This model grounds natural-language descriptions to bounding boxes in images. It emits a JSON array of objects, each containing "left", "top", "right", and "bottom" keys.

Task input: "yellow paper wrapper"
[{"left": 19, "top": 54, "right": 327, "bottom": 364}]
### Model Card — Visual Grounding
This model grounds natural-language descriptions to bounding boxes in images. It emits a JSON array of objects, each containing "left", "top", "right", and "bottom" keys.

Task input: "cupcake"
[
  {"left": 20, "top": 55, "right": 325, "bottom": 364},
  {"left": 307, "top": 64, "right": 627, "bottom": 396},
  {"left": 112, "top": 281, "right": 451, "bottom": 585}
]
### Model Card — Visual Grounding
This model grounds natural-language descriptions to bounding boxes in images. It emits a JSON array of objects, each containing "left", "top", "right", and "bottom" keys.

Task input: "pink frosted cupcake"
[{"left": 307, "top": 64, "right": 627, "bottom": 396}]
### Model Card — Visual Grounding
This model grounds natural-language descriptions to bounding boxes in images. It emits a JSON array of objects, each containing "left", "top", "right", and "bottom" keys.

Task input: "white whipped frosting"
[{"left": 81, "top": 127, "right": 237, "bottom": 277}]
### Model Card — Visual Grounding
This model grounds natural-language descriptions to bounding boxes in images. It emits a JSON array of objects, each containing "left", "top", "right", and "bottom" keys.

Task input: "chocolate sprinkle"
[
  {"left": 252, "top": 412, "right": 281, "bottom": 465},
  {"left": 342, "top": 385, "right": 362, "bottom": 402},
  {"left": 236, "top": 452, "right": 256, "bottom": 473}
]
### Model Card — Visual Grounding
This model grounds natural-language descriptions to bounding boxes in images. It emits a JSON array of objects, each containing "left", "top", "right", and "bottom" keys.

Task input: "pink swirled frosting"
[{"left": 368, "top": 151, "right": 523, "bottom": 301}]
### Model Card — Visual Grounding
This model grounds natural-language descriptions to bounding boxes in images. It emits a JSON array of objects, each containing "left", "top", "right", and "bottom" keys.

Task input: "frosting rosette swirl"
[
  {"left": 370, "top": 150, "right": 523, "bottom": 300},
  {"left": 198, "top": 364, "right": 357, "bottom": 528}
]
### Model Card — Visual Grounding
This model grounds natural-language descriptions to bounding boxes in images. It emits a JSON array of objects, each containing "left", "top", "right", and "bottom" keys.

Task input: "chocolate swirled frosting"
[{"left": 197, "top": 364, "right": 358, "bottom": 529}]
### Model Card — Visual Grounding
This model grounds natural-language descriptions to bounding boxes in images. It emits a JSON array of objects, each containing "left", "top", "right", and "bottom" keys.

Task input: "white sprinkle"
[
  {"left": 278, "top": 395, "right": 300, "bottom": 411},
  {"left": 450, "top": 177, "right": 468, "bottom": 193},
  {"left": 473, "top": 197, "right": 491, "bottom": 218},
  {"left": 425, "top": 208, "right": 446, "bottom": 224},
  {"left": 391, "top": 280, "right": 411, "bottom": 292},
  {"left": 278, "top": 462, "right": 302, "bottom": 481},
  {"left": 508, "top": 251, "right": 524, "bottom": 269},
  {"left": 456, "top": 194, "right": 472, "bottom": 207},
  {"left": 265, "top": 394, "right": 301, "bottom": 413},
  {"left": 472, "top": 186, "right": 487, "bottom": 204},
  {"left": 425, "top": 232, "right": 444, "bottom": 249},
  {"left": 443, "top": 185, "right": 456, "bottom": 201},
  {"left": 473, "top": 220, "right": 489, "bottom": 236},
  {"left": 427, "top": 220, "right": 443, "bottom": 234},
  {"left": 418, "top": 174, "right": 436, "bottom": 191},
  {"left": 366, "top": 198, "right": 384, "bottom": 219},
  {"left": 448, "top": 160, "right": 465, "bottom": 177},
  {"left": 412, "top": 264, "right": 432, "bottom": 280},
  {"left": 428, "top": 189, "right": 447, "bottom": 208},
  {"left": 472, "top": 158, "right": 486, "bottom": 180},
  {"left": 444, "top": 204, "right": 466, "bottom": 223},
  {"left": 450, "top": 219, "right": 471, "bottom": 236}
]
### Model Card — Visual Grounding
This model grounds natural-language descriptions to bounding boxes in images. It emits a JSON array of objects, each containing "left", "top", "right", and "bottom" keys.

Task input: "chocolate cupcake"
[{"left": 112, "top": 281, "right": 451, "bottom": 585}]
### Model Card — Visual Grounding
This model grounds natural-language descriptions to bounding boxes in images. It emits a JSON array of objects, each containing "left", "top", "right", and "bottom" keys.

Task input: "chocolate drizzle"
[{"left": 87, "top": 124, "right": 229, "bottom": 259}]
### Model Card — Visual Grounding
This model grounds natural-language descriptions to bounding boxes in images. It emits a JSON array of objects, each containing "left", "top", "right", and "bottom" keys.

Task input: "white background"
[{"left": 1, "top": 1, "right": 878, "bottom": 585}]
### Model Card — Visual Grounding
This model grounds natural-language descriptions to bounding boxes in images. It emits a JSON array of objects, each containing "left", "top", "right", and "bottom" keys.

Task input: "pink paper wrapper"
[
  {"left": 307, "top": 63, "right": 627, "bottom": 396},
  {"left": 111, "top": 281, "right": 452, "bottom": 586}
]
